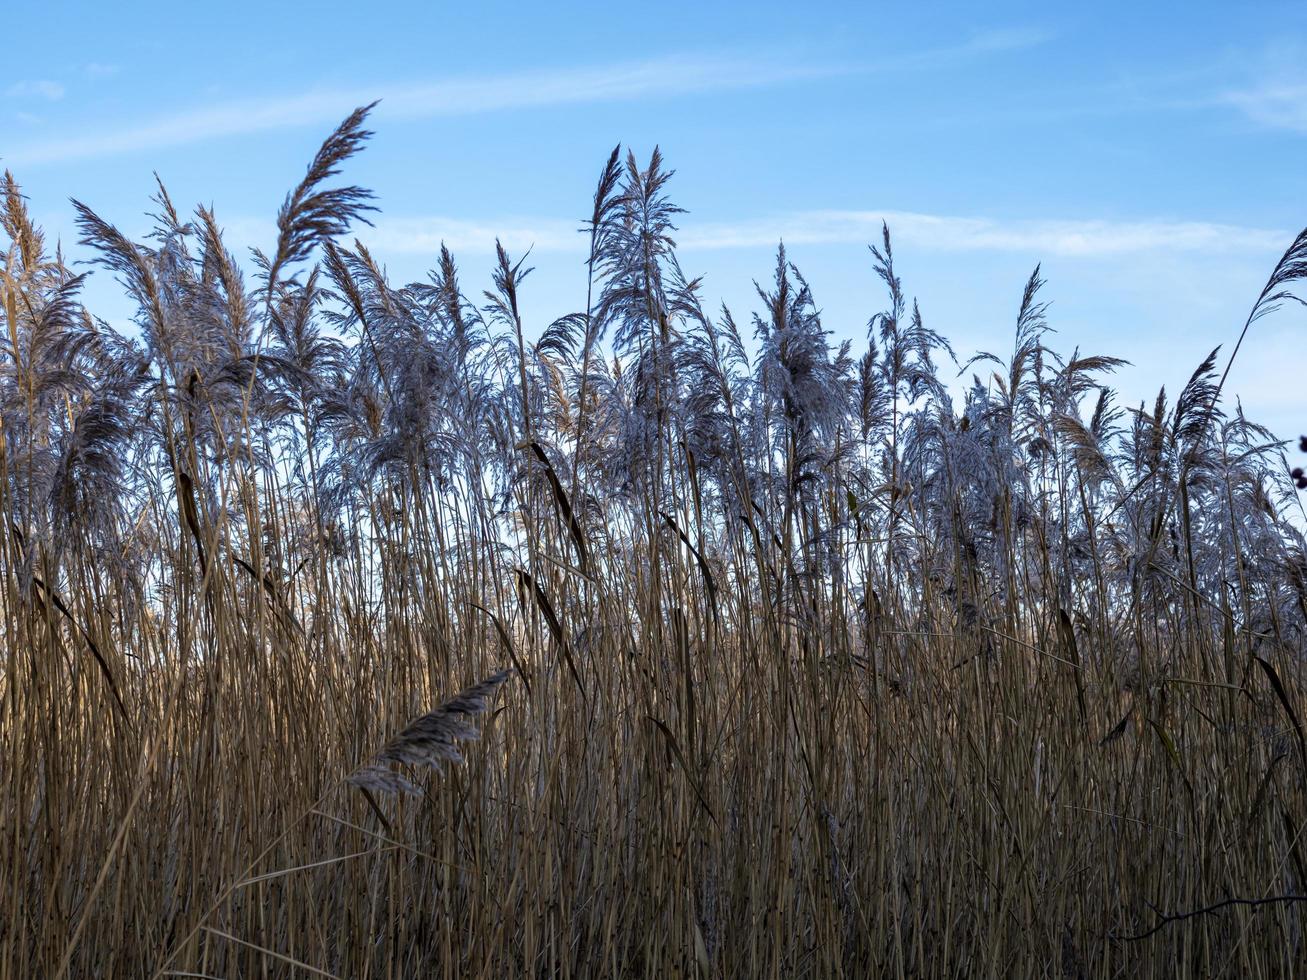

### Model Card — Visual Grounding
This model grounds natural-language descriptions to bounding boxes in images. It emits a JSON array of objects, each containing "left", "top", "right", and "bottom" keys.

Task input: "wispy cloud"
[
  {"left": 961, "top": 26, "right": 1056, "bottom": 54},
  {"left": 1221, "top": 82, "right": 1307, "bottom": 132},
  {"left": 5, "top": 79, "right": 65, "bottom": 101},
  {"left": 219, "top": 215, "right": 580, "bottom": 258},
  {"left": 5, "top": 53, "right": 844, "bottom": 167},
  {"left": 350, "top": 209, "right": 1287, "bottom": 259},
  {"left": 366, "top": 217, "right": 581, "bottom": 256},
  {"left": 84, "top": 63, "right": 120, "bottom": 78},
  {"left": 4, "top": 29, "right": 1056, "bottom": 168},
  {"left": 1215, "top": 41, "right": 1307, "bottom": 133},
  {"left": 893, "top": 25, "right": 1055, "bottom": 69},
  {"left": 684, "top": 211, "right": 1289, "bottom": 256}
]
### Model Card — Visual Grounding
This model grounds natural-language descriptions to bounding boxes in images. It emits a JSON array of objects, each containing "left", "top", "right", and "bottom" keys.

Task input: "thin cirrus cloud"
[
  {"left": 1220, "top": 81, "right": 1307, "bottom": 132},
  {"left": 1214, "top": 42, "right": 1307, "bottom": 132},
  {"left": 5, "top": 79, "right": 65, "bottom": 101},
  {"left": 4, "top": 54, "right": 849, "bottom": 168},
  {"left": 684, "top": 211, "right": 1290, "bottom": 256},
  {"left": 3, "top": 30, "right": 1054, "bottom": 168},
  {"left": 356, "top": 210, "right": 1289, "bottom": 259}
]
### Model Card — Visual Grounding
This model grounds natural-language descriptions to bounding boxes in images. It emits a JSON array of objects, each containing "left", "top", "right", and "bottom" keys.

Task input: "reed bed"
[{"left": 2, "top": 106, "right": 1307, "bottom": 977}]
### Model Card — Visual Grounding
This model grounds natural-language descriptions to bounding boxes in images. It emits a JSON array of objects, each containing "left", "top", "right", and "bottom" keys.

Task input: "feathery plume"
[{"left": 347, "top": 670, "right": 511, "bottom": 795}]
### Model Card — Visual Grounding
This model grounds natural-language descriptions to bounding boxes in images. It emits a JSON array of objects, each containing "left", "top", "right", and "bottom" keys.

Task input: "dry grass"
[{"left": 2, "top": 109, "right": 1307, "bottom": 977}]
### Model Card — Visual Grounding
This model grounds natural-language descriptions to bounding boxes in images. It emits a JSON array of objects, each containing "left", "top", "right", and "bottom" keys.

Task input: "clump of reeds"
[{"left": 2, "top": 105, "right": 1307, "bottom": 978}]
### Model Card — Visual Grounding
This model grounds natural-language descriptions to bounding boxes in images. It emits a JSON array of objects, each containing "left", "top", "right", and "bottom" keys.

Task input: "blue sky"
[{"left": 4, "top": 1, "right": 1305, "bottom": 438}]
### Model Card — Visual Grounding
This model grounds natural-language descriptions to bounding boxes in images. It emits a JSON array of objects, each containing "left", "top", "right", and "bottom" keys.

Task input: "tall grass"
[{"left": 3, "top": 107, "right": 1307, "bottom": 977}]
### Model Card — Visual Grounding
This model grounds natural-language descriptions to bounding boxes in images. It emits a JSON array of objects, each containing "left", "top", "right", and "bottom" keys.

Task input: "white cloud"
[
  {"left": 84, "top": 63, "right": 120, "bottom": 78},
  {"left": 378, "top": 55, "right": 844, "bottom": 119},
  {"left": 3, "top": 30, "right": 1058, "bottom": 168},
  {"left": 349, "top": 209, "right": 1288, "bottom": 259},
  {"left": 219, "top": 215, "right": 581, "bottom": 258},
  {"left": 4, "top": 53, "right": 846, "bottom": 167},
  {"left": 960, "top": 26, "right": 1056, "bottom": 54},
  {"left": 683, "top": 211, "right": 1290, "bottom": 256},
  {"left": 1221, "top": 82, "right": 1307, "bottom": 132},
  {"left": 5, "top": 79, "right": 65, "bottom": 101},
  {"left": 366, "top": 216, "right": 581, "bottom": 256},
  {"left": 1216, "top": 41, "right": 1307, "bottom": 133}
]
